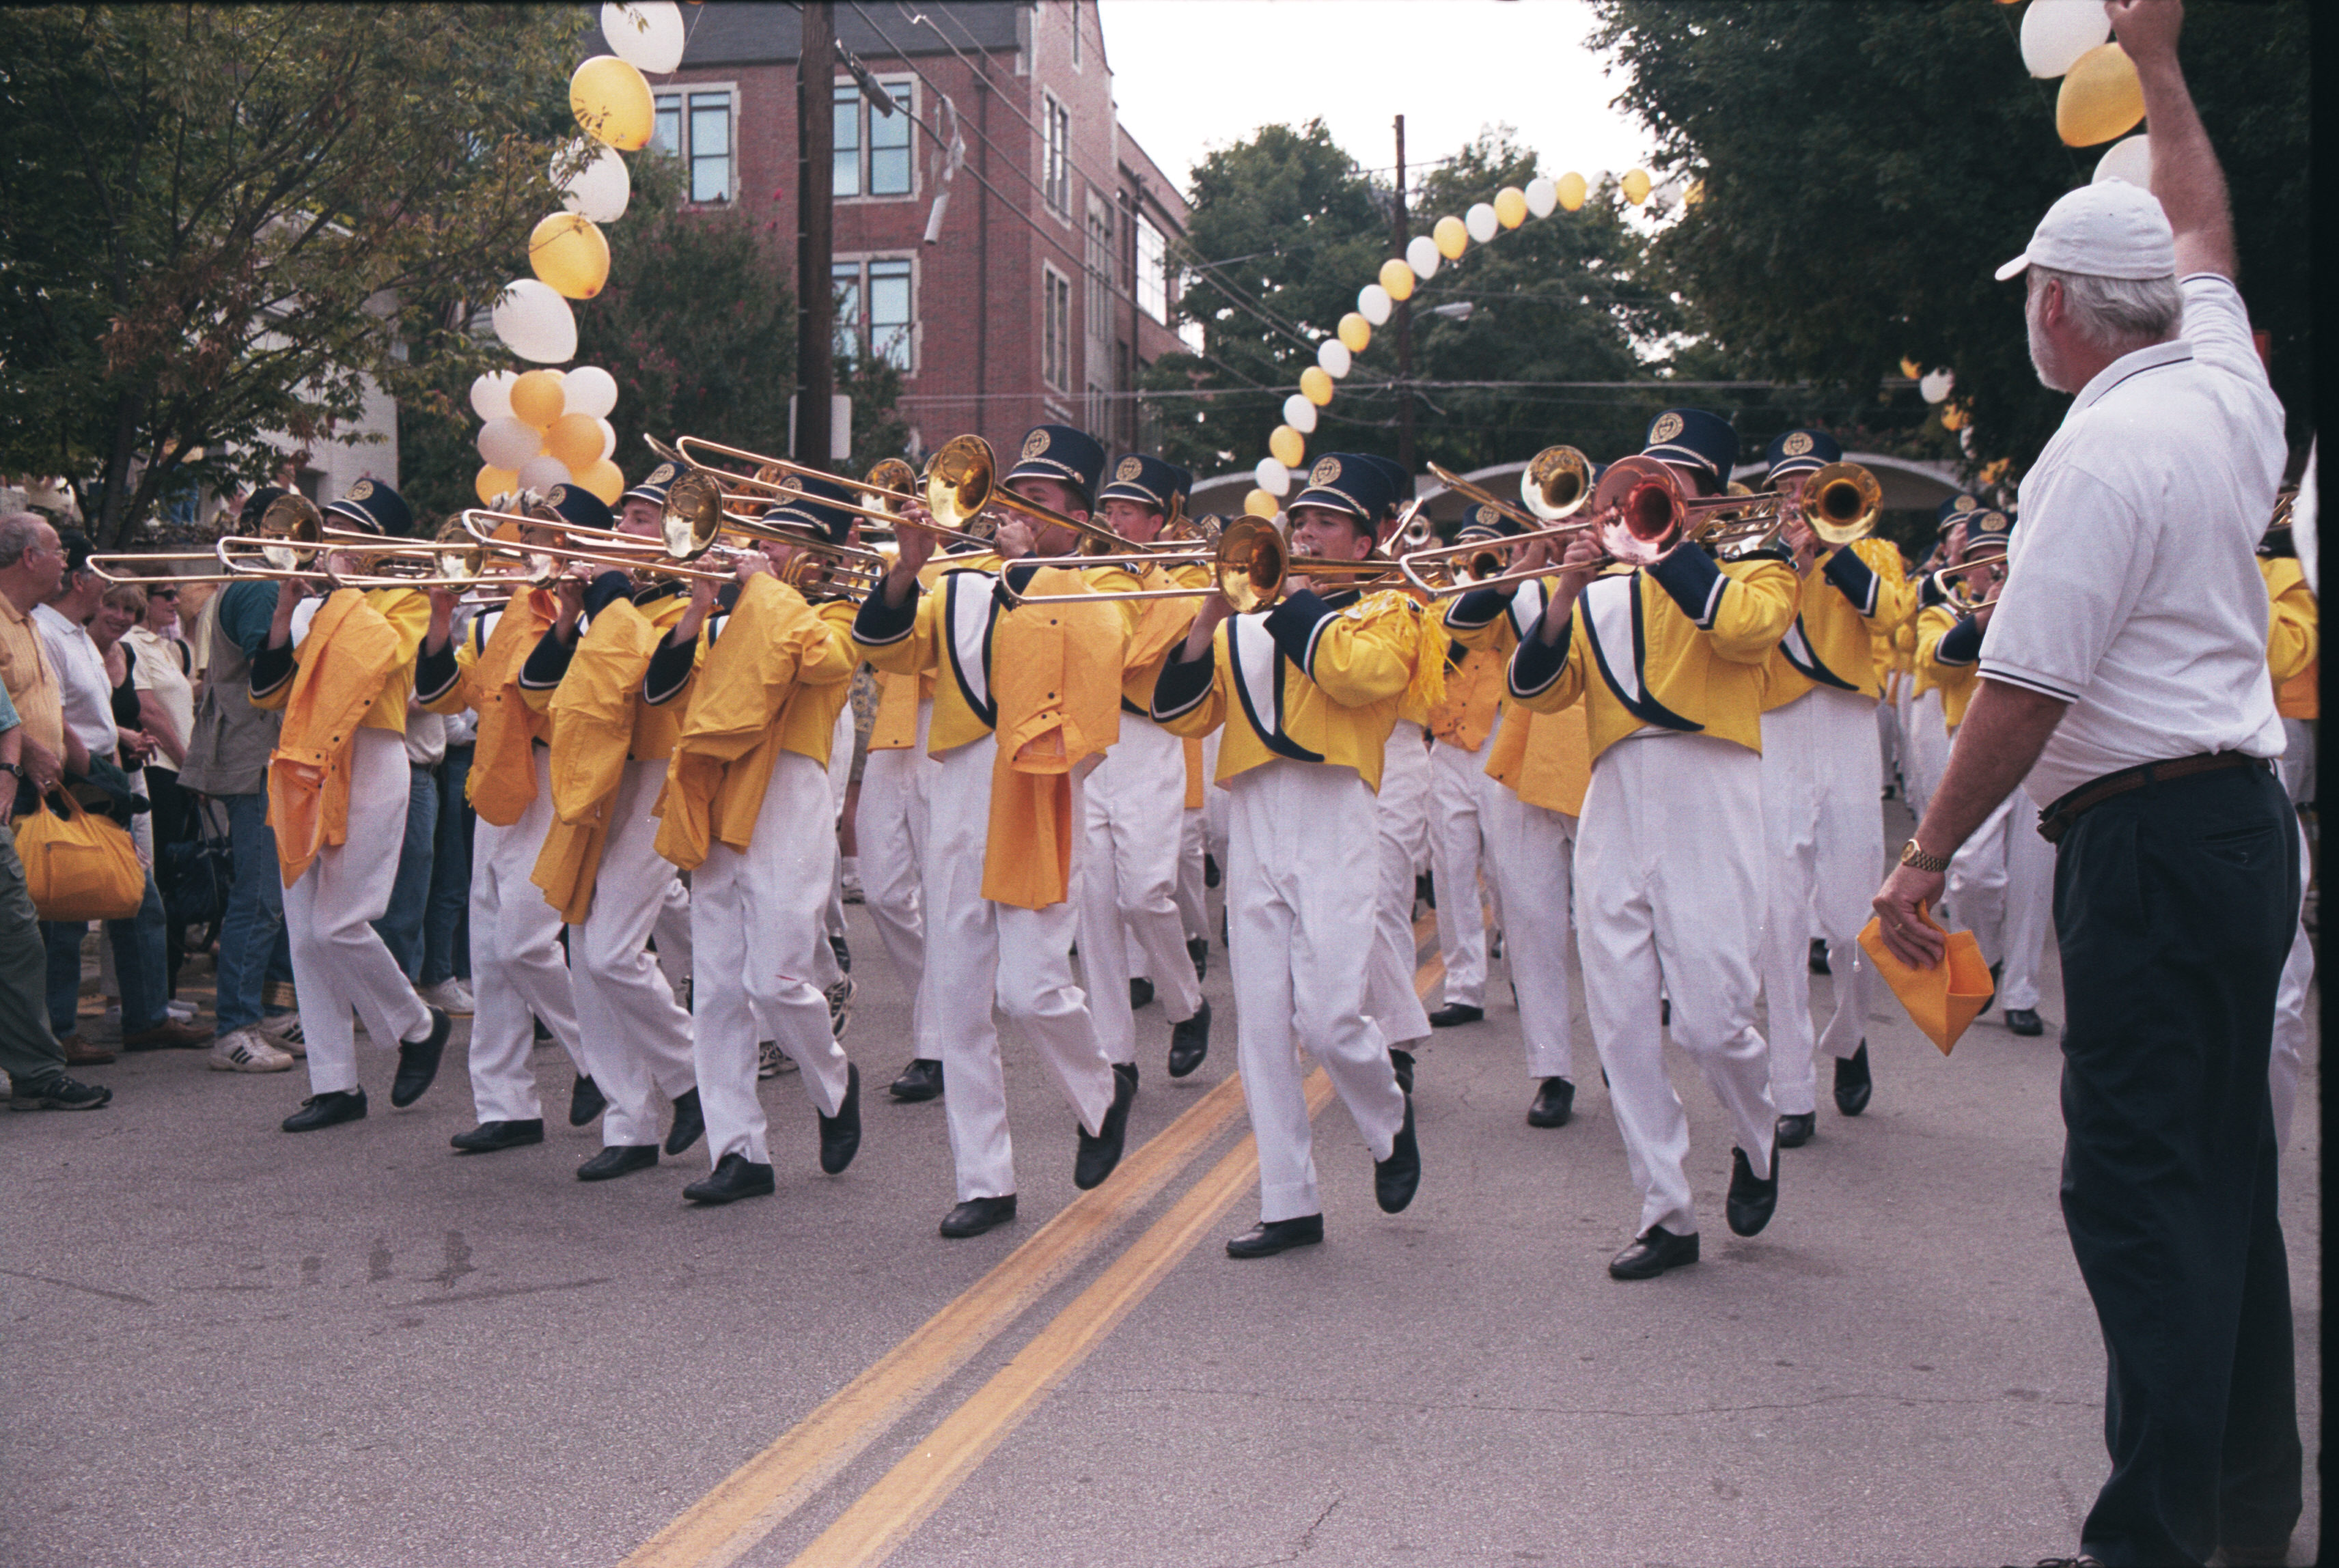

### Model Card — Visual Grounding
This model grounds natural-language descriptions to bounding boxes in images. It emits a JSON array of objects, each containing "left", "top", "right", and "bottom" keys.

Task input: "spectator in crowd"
[
  {"left": 0, "top": 513, "right": 73, "bottom": 816},
  {"left": 0, "top": 675, "right": 110, "bottom": 1110},
  {"left": 419, "top": 688, "right": 475, "bottom": 1013},
  {"left": 373, "top": 696, "right": 448, "bottom": 999},
  {"left": 102, "top": 580, "right": 202, "bottom": 1002}
]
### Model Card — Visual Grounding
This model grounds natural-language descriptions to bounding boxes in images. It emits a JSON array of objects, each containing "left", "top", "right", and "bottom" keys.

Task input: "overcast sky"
[{"left": 1098, "top": 0, "right": 1657, "bottom": 197}]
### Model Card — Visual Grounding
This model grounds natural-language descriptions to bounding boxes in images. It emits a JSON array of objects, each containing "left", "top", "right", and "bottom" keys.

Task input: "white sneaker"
[
  {"left": 209, "top": 1028, "right": 294, "bottom": 1074},
  {"left": 418, "top": 979, "right": 475, "bottom": 1017},
  {"left": 166, "top": 1000, "right": 197, "bottom": 1022},
  {"left": 255, "top": 1013, "right": 307, "bottom": 1056}
]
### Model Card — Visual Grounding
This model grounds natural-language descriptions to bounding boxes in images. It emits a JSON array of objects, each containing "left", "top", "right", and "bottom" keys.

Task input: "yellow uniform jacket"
[
  {"left": 415, "top": 589, "right": 557, "bottom": 827},
  {"left": 251, "top": 585, "right": 427, "bottom": 736},
  {"left": 1915, "top": 602, "right": 1986, "bottom": 732},
  {"left": 1443, "top": 579, "right": 1592, "bottom": 816},
  {"left": 1759, "top": 537, "right": 1914, "bottom": 710},
  {"left": 2261, "top": 556, "right": 2316, "bottom": 691},
  {"left": 255, "top": 590, "right": 406, "bottom": 887}
]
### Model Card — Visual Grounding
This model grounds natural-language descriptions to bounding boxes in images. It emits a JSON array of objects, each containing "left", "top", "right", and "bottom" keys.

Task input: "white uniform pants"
[
  {"left": 925, "top": 738, "right": 1115, "bottom": 1203},
  {"left": 1576, "top": 734, "right": 1776, "bottom": 1238},
  {"left": 822, "top": 703, "right": 855, "bottom": 947},
  {"left": 855, "top": 699, "right": 939, "bottom": 1059},
  {"left": 652, "top": 878, "right": 691, "bottom": 1006},
  {"left": 2270, "top": 817, "right": 2314, "bottom": 1151},
  {"left": 467, "top": 748, "right": 586, "bottom": 1123},
  {"left": 1948, "top": 787, "right": 2054, "bottom": 1014},
  {"left": 1176, "top": 807, "right": 1208, "bottom": 944},
  {"left": 1078, "top": 716, "right": 1202, "bottom": 1066},
  {"left": 290, "top": 727, "right": 433, "bottom": 1096},
  {"left": 570, "top": 759, "right": 697, "bottom": 1149},
  {"left": 1905, "top": 688, "right": 1949, "bottom": 820},
  {"left": 2280, "top": 716, "right": 2314, "bottom": 804},
  {"left": 1227, "top": 760, "right": 1407, "bottom": 1223},
  {"left": 693, "top": 753, "right": 852, "bottom": 1167},
  {"left": 1482, "top": 785, "right": 1577, "bottom": 1080},
  {"left": 1876, "top": 697, "right": 1902, "bottom": 795},
  {"left": 1428, "top": 725, "right": 1501, "bottom": 1011},
  {"left": 1758, "top": 688, "right": 1884, "bottom": 1117},
  {"left": 1364, "top": 720, "right": 1434, "bottom": 1047}
]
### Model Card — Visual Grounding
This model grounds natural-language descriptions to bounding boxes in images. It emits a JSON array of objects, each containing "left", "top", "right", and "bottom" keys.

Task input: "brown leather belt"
[{"left": 2035, "top": 751, "right": 2271, "bottom": 845}]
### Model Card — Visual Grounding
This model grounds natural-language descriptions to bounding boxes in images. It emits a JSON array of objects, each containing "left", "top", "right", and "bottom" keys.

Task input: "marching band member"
[
  {"left": 1900, "top": 496, "right": 1978, "bottom": 818},
  {"left": 2260, "top": 524, "right": 2316, "bottom": 1150},
  {"left": 413, "top": 506, "right": 592, "bottom": 1152},
  {"left": 853, "top": 424, "right": 1133, "bottom": 1240},
  {"left": 1915, "top": 515, "right": 2053, "bottom": 1036},
  {"left": 1076, "top": 452, "right": 1213, "bottom": 1082},
  {"left": 646, "top": 481, "right": 864, "bottom": 1203},
  {"left": 861, "top": 645, "right": 944, "bottom": 1102},
  {"left": 1154, "top": 453, "right": 1435, "bottom": 1259},
  {"left": 1357, "top": 456, "right": 1437, "bottom": 1081},
  {"left": 1502, "top": 410, "right": 1797, "bottom": 1280},
  {"left": 623, "top": 467, "right": 698, "bottom": 1013},
  {"left": 1752, "top": 430, "right": 1915, "bottom": 1147},
  {"left": 519, "top": 479, "right": 703, "bottom": 1182},
  {"left": 257, "top": 481, "right": 451, "bottom": 1133},
  {"left": 1422, "top": 507, "right": 1515, "bottom": 1031}
]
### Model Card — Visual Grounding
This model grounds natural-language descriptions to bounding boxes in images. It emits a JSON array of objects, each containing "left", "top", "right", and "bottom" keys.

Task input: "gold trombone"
[
  {"left": 1930, "top": 550, "right": 2008, "bottom": 611},
  {"left": 917, "top": 434, "right": 1145, "bottom": 556},
  {"left": 997, "top": 518, "right": 1407, "bottom": 612}
]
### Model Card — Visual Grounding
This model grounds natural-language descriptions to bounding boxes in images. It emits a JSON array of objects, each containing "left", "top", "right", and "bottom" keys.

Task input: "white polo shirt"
[
  {"left": 33, "top": 602, "right": 119, "bottom": 759},
  {"left": 1980, "top": 274, "right": 2286, "bottom": 807}
]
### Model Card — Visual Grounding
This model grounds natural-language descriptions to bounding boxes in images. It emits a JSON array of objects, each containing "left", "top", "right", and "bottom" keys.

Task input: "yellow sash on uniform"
[
  {"left": 982, "top": 568, "right": 1125, "bottom": 909},
  {"left": 652, "top": 576, "right": 822, "bottom": 871},
  {"left": 531, "top": 600, "right": 662, "bottom": 923},
  {"left": 266, "top": 591, "right": 402, "bottom": 888},
  {"left": 464, "top": 589, "right": 555, "bottom": 827}
]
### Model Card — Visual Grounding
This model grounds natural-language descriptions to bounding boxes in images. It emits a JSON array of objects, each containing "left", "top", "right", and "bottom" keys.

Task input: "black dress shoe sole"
[
  {"left": 818, "top": 1065, "right": 862, "bottom": 1175},
  {"left": 2006, "top": 1010, "right": 2045, "bottom": 1036},
  {"left": 1775, "top": 1113, "right": 1815, "bottom": 1149},
  {"left": 577, "top": 1146, "right": 659, "bottom": 1181},
  {"left": 389, "top": 1007, "right": 452, "bottom": 1108},
  {"left": 1526, "top": 1079, "right": 1575, "bottom": 1128},
  {"left": 940, "top": 1197, "right": 1017, "bottom": 1238},
  {"left": 1609, "top": 1231, "right": 1700, "bottom": 1280},
  {"left": 1226, "top": 1216, "right": 1325, "bottom": 1258},
  {"left": 568, "top": 1076, "right": 607, "bottom": 1127},
  {"left": 684, "top": 1166, "right": 776, "bottom": 1205},
  {"left": 452, "top": 1122, "right": 544, "bottom": 1153},
  {"left": 665, "top": 1091, "right": 705, "bottom": 1158},
  {"left": 1426, "top": 1007, "right": 1483, "bottom": 1028},
  {"left": 1167, "top": 999, "right": 1210, "bottom": 1078},
  {"left": 1833, "top": 1045, "right": 1872, "bottom": 1117},
  {"left": 1726, "top": 1149, "right": 1780, "bottom": 1237},
  {"left": 282, "top": 1094, "right": 368, "bottom": 1134},
  {"left": 1374, "top": 1096, "right": 1420, "bottom": 1214},
  {"left": 1075, "top": 1072, "right": 1136, "bottom": 1190},
  {"left": 889, "top": 1061, "right": 944, "bottom": 1102}
]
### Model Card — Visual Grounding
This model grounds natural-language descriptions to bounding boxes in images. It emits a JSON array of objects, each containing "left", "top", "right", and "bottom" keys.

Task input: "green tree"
[
  {"left": 0, "top": 4, "right": 591, "bottom": 546},
  {"left": 1590, "top": 0, "right": 2312, "bottom": 477}
]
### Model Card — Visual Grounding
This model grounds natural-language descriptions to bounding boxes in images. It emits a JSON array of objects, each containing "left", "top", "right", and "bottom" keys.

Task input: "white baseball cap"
[{"left": 1995, "top": 180, "right": 2178, "bottom": 282}]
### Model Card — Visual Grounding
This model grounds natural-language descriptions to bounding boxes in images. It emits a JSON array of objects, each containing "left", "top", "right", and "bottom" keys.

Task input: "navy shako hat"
[
  {"left": 1455, "top": 503, "right": 1521, "bottom": 542},
  {"left": 1355, "top": 454, "right": 1412, "bottom": 520},
  {"left": 539, "top": 483, "right": 615, "bottom": 536},
  {"left": 1935, "top": 491, "right": 1983, "bottom": 535},
  {"left": 1960, "top": 511, "right": 2011, "bottom": 555},
  {"left": 624, "top": 459, "right": 682, "bottom": 508},
  {"left": 1762, "top": 428, "right": 1843, "bottom": 486},
  {"left": 1642, "top": 408, "right": 1737, "bottom": 486},
  {"left": 762, "top": 475, "right": 855, "bottom": 546},
  {"left": 1003, "top": 424, "right": 1106, "bottom": 505},
  {"left": 324, "top": 478, "right": 413, "bottom": 538},
  {"left": 1288, "top": 453, "right": 1397, "bottom": 528},
  {"left": 238, "top": 486, "right": 292, "bottom": 532},
  {"left": 1097, "top": 453, "right": 1192, "bottom": 515}
]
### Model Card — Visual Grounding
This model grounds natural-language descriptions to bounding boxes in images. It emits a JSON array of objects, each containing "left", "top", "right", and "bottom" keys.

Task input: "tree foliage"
[{"left": 0, "top": 4, "right": 591, "bottom": 545}]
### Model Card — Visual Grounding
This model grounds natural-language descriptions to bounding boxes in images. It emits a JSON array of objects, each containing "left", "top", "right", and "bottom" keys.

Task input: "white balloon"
[
  {"left": 492, "top": 279, "right": 577, "bottom": 365},
  {"left": 1357, "top": 283, "right": 1393, "bottom": 327},
  {"left": 1316, "top": 339, "right": 1351, "bottom": 378},
  {"left": 516, "top": 455, "right": 574, "bottom": 493},
  {"left": 2020, "top": 0, "right": 2112, "bottom": 79},
  {"left": 596, "top": 417, "right": 618, "bottom": 464},
  {"left": 553, "top": 139, "right": 632, "bottom": 225},
  {"left": 563, "top": 364, "right": 620, "bottom": 419},
  {"left": 1283, "top": 395, "right": 1317, "bottom": 434},
  {"left": 1525, "top": 176, "right": 1558, "bottom": 219},
  {"left": 600, "top": 1, "right": 686, "bottom": 74},
  {"left": 1404, "top": 234, "right": 1441, "bottom": 280},
  {"left": 1465, "top": 202, "right": 1499, "bottom": 244},
  {"left": 1958, "top": 426, "right": 1976, "bottom": 456},
  {"left": 469, "top": 370, "right": 517, "bottom": 423},
  {"left": 1920, "top": 369, "right": 1955, "bottom": 405},
  {"left": 1254, "top": 458, "right": 1291, "bottom": 498},
  {"left": 2091, "top": 134, "right": 2153, "bottom": 187},
  {"left": 478, "top": 417, "right": 544, "bottom": 471}
]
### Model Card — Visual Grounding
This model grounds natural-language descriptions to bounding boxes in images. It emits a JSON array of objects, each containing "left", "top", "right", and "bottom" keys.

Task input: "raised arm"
[{"left": 2109, "top": 0, "right": 2234, "bottom": 281}]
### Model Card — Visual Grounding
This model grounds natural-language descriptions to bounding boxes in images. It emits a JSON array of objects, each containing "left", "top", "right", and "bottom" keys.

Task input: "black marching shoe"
[
  {"left": 1659, "top": 996, "right": 1670, "bottom": 1027},
  {"left": 1389, "top": 1047, "right": 1415, "bottom": 1095},
  {"left": 1113, "top": 1060, "right": 1140, "bottom": 1095},
  {"left": 1129, "top": 976, "right": 1155, "bottom": 1011},
  {"left": 1203, "top": 852, "right": 1221, "bottom": 888},
  {"left": 818, "top": 1063, "right": 861, "bottom": 1175},
  {"left": 2005, "top": 1007, "right": 2044, "bottom": 1037},
  {"left": 452, "top": 1119, "right": 543, "bottom": 1154},
  {"left": 684, "top": 1151, "right": 775, "bottom": 1205},
  {"left": 1726, "top": 1145, "right": 1780, "bottom": 1237},
  {"left": 1526, "top": 1076, "right": 1575, "bottom": 1128},
  {"left": 829, "top": 932, "right": 851, "bottom": 975},
  {"left": 889, "top": 1057, "right": 944, "bottom": 1102},
  {"left": 1775, "top": 1112, "right": 1816, "bottom": 1149},
  {"left": 568, "top": 1073, "right": 607, "bottom": 1127},
  {"left": 1187, "top": 936, "right": 1209, "bottom": 983},
  {"left": 389, "top": 1007, "right": 451, "bottom": 1108},
  {"left": 10, "top": 1073, "right": 111, "bottom": 1111},
  {"left": 1808, "top": 937, "right": 1831, "bottom": 975},
  {"left": 940, "top": 1194, "right": 1016, "bottom": 1238},
  {"left": 1374, "top": 1094, "right": 1420, "bottom": 1214},
  {"left": 1167, "top": 998, "right": 1211, "bottom": 1078},
  {"left": 1226, "top": 1214, "right": 1324, "bottom": 1259},
  {"left": 282, "top": 1087, "right": 367, "bottom": 1133},
  {"left": 1983, "top": 960, "right": 2002, "bottom": 1013},
  {"left": 1075, "top": 1067, "right": 1136, "bottom": 1190},
  {"left": 1426, "top": 1003, "right": 1483, "bottom": 1028},
  {"left": 577, "top": 1144, "right": 657, "bottom": 1181},
  {"left": 1833, "top": 1042, "right": 1872, "bottom": 1117},
  {"left": 1609, "top": 1225, "right": 1699, "bottom": 1280},
  {"left": 665, "top": 1087, "right": 705, "bottom": 1156}
]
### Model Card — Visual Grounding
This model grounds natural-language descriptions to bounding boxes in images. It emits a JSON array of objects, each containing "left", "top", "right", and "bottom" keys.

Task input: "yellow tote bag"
[{"left": 13, "top": 794, "right": 146, "bottom": 922}]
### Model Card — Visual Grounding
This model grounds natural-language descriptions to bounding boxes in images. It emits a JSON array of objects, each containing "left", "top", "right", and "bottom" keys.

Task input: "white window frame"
[
  {"left": 1135, "top": 212, "right": 1169, "bottom": 324},
  {"left": 652, "top": 83, "right": 739, "bottom": 206},
  {"left": 832, "top": 253, "right": 919, "bottom": 373},
  {"left": 1083, "top": 191, "right": 1114, "bottom": 344},
  {"left": 833, "top": 73, "right": 919, "bottom": 204},
  {"left": 1041, "top": 91, "right": 1071, "bottom": 221},
  {"left": 1042, "top": 264, "right": 1072, "bottom": 392},
  {"left": 1070, "top": 0, "right": 1082, "bottom": 70}
]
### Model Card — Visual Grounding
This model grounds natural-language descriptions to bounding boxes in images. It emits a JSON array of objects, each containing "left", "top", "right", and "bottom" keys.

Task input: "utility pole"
[
  {"left": 796, "top": 1, "right": 836, "bottom": 462},
  {"left": 1392, "top": 115, "right": 1415, "bottom": 477}
]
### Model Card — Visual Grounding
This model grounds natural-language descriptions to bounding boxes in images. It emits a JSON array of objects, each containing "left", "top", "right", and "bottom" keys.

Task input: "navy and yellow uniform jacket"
[
  {"left": 249, "top": 585, "right": 428, "bottom": 736},
  {"left": 1760, "top": 537, "right": 1914, "bottom": 710},
  {"left": 517, "top": 574, "right": 695, "bottom": 762},
  {"left": 1442, "top": 578, "right": 1592, "bottom": 817},
  {"left": 415, "top": 590, "right": 558, "bottom": 826},
  {"left": 2260, "top": 556, "right": 2316, "bottom": 692},
  {"left": 1914, "top": 602, "right": 1987, "bottom": 732}
]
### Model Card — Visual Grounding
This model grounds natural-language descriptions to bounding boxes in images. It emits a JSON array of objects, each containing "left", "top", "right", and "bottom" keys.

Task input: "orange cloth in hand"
[
  {"left": 982, "top": 568, "right": 1126, "bottom": 909},
  {"left": 266, "top": 591, "right": 404, "bottom": 888},
  {"left": 1858, "top": 906, "right": 1994, "bottom": 1054}
]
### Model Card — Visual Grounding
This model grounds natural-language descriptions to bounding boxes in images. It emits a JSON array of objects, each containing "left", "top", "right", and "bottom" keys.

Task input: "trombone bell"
[{"left": 1521, "top": 445, "right": 1594, "bottom": 521}]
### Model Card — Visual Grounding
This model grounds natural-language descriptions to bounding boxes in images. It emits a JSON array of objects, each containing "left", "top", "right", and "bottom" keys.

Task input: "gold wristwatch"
[{"left": 1898, "top": 839, "right": 1951, "bottom": 874}]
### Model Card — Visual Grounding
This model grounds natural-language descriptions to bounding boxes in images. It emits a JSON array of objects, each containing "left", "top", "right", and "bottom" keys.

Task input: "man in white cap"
[{"left": 1873, "top": 6, "right": 2299, "bottom": 1565}]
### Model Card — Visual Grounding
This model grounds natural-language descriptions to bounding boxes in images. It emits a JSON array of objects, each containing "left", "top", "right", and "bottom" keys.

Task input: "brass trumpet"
[{"left": 919, "top": 434, "right": 1146, "bottom": 556}]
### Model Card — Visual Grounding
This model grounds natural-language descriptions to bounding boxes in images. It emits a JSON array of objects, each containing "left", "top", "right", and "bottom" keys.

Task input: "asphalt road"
[{"left": 1, "top": 835, "right": 2319, "bottom": 1568}]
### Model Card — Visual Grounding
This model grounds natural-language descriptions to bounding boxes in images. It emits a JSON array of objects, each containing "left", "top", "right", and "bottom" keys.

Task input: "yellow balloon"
[
  {"left": 2057, "top": 42, "right": 2145, "bottom": 147},
  {"left": 1379, "top": 257, "right": 1415, "bottom": 302},
  {"left": 574, "top": 457, "right": 626, "bottom": 507},
  {"left": 1337, "top": 313, "right": 1371, "bottom": 354},
  {"left": 1683, "top": 180, "right": 1704, "bottom": 208},
  {"left": 1299, "top": 367, "right": 1335, "bottom": 407},
  {"left": 1433, "top": 215, "right": 1468, "bottom": 260},
  {"left": 1940, "top": 402, "right": 1971, "bottom": 432},
  {"left": 1243, "top": 488, "right": 1279, "bottom": 520},
  {"left": 570, "top": 55, "right": 655, "bottom": 151},
  {"left": 1268, "top": 425, "right": 1305, "bottom": 468},
  {"left": 508, "top": 369, "right": 568, "bottom": 430},
  {"left": 1899, "top": 357, "right": 1924, "bottom": 380},
  {"left": 1493, "top": 186, "right": 1528, "bottom": 229},
  {"left": 475, "top": 464, "right": 520, "bottom": 507},
  {"left": 1622, "top": 169, "right": 1652, "bottom": 206},
  {"left": 529, "top": 213, "right": 611, "bottom": 300},
  {"left": 1557, "top": 172, "right": 1588, "bottom": 212},
  {"left": 544, "top": 411, "right": 607, "bottom": 471}
]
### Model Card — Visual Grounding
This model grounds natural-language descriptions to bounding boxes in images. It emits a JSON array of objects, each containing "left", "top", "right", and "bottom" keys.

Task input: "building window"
[
  {"left": 834, "top": 257, "right": 915, "bottom": 370},
  {"left": 1042, "top": 94, "right": 1070, "bottom": 217},
  {"left": 1042, "top": 266, "right": 1071, "bottom": 391},
  {"left": 1135, "top": 214, "right": 1169, "bottom": 324},
  {"left": 1070, "top": 0, "right": 1082, "bottom": 68},
  {"left": 835, "top": 77, "right": 915, "bottom": 200},
  {"left": 653, "top": 89, "right": 736, "bottom": 204},
  {"left": 1085, "top": 197, "right": 1113, "bottom": 337}
]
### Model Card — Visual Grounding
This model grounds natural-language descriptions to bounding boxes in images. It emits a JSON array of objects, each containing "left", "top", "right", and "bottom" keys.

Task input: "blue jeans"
[
  {"left": 421, "top": 745, "right": 472, "bottom": 985},
  {"left": 373, "top": 763, "right": 438, "bottom": 979},
  {"left": 216, "top": 792, "right": 288, "bottom": 1034},
  {"left": 44, "top": 869, "right": 169, "bottom": 1037}
]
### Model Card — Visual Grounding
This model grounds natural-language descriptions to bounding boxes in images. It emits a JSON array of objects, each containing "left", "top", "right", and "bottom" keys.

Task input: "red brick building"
[{"left": 645, "top": 1, "right": 1191, "bottom": 467}]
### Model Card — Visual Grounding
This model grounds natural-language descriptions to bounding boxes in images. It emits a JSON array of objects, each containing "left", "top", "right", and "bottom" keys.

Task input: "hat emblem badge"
[
  {"left": 1782, "top": 432, "right": 1813, "bottom": 458},
  {"left": 1021, "top": 431, "right": 1051, "bottom": 462},
  {"left": 1309, "top": 456, "right": 1342, "bottom": 486},
  {"left": 547, "top": 486, "right": 568, "bottom": 505},
  {"left": 1650, "top": 412, "right": 1685, "bottom": 444},
  {"left": 346, "top": 479, "right": 374, "bottom": 501},
  {"left": 1114, "top": 457, "right": 1144, "bottom": 484},
  {"left": 1955, "top": 493, "right": 1976, "bottom": 511},
  {"left": 650, "top": 463, "right": 676, "bottom": 486}
]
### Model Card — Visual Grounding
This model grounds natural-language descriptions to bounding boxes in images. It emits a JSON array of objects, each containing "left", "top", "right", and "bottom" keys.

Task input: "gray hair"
[
  {"left": 0, "top": 512, "right": 50, "bottom": 570},
  {"left": 2032, "top": 265, "right": 2183, "bottom": 352}
]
